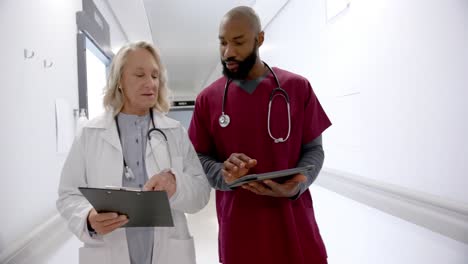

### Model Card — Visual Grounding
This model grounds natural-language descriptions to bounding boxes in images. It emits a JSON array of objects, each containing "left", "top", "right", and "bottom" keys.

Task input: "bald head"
[{"left": 222, "top": 6, "right": 262, "bottom": 34}]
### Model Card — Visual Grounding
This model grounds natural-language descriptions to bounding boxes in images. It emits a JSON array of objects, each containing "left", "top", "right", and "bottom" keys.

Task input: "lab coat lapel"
[
  {"left": 85, "top": 111, "right": 122, "bottom": 152},
  {"left": 99, "top": 116, "right": 124, "bottom": 187},
  {"left": 101, "top": 119, "right": 122, "bottom": 153},
  {"left": 100, "top": 123, "right": 122, "bottom": 152},
  {"left": 146, "top": 134, "right": 170, "bottom": 172},
  {"left": 84, "top": 112, "right": 124, "bottom": 187}
]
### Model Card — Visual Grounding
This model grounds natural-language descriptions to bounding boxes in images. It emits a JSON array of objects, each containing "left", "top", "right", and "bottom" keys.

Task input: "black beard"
[{"left": 221, "top": 47, "right": 258, "bottom": 80}]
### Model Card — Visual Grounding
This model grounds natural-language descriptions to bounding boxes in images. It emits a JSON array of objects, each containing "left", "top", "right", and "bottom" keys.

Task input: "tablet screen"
[{"left": 228, "top": 164, "right": 315, "bottom": 188}]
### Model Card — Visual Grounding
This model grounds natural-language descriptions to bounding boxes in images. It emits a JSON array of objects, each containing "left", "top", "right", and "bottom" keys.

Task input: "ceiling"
[{"left": 106, "top": 0, "right": 288, "bottom": 100}]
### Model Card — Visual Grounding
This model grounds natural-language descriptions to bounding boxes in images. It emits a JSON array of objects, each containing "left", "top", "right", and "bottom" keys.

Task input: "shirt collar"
[{"left": 86, "top": 108, "right": 179, "bottom": 130}]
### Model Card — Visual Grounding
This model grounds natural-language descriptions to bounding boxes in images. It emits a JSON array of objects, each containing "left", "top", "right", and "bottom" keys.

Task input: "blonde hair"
[{"left": 103, "top": 41, "right": 171, "bottom": 114}]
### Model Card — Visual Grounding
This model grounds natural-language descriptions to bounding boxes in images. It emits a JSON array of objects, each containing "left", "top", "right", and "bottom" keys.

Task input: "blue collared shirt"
[{"left": 117, "top": 112, "right": 154, "bottom": 264}]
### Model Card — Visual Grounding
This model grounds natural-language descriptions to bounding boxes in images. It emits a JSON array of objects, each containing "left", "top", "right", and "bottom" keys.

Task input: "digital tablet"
[
  {"left": 227, "top": 164, "right": 315, "bottom": 188},
  {"left": 78, "top": 187, "right": 174, "bottom": 227}
]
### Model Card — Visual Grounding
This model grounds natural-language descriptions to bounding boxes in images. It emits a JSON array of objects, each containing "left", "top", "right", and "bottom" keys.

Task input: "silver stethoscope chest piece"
[{"left": 219, "top": 113, "right": 230, "bottom": 127}]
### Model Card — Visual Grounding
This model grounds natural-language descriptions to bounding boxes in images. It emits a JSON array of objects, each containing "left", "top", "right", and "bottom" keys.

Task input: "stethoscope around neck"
[
  {"left": 219, "top": 62, "right": 291, "bottom": 143},
  {"left": 115, "top": 109, "right": 172, "bottom": 181}
]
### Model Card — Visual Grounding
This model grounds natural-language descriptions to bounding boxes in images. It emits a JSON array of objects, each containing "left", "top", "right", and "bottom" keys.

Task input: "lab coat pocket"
[
  {"left": 79, "top": 246, "right": 109, "bottom": 264},
  {"left": 162, "top": 237, "right": 196, "bottom": 264}
]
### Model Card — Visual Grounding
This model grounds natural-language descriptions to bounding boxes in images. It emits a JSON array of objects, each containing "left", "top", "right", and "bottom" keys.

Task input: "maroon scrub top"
[{"left": 189, "top": 67, "right": 331, "bottom": 264}]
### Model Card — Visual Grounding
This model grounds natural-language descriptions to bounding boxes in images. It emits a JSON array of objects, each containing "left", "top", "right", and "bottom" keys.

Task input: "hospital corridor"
[{"left": 1, "top": 0, "right": 468, "bottom": 263}]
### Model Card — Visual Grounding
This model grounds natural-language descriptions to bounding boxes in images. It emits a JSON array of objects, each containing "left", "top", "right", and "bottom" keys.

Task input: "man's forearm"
[
  {"left": 198, "top": 154, "right": 232, "bottom": 191},
  {"left": 198, "top": 135, "right": 324, "bottom": 194},
  {"left": 295, "top": 135, "right": 325, "bottom": 197}
]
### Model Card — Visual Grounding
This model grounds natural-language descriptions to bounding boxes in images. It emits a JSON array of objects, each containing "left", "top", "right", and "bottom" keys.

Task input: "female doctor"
[{"left": 56, "top": 41, "right": 211, "bottom": 264}]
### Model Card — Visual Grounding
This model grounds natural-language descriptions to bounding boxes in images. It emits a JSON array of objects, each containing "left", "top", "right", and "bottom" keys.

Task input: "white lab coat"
[{"left": 56, "top": 109, "right": 211, "bottom": 264}]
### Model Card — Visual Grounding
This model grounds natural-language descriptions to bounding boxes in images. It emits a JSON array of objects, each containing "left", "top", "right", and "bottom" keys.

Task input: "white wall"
[
  {"left": 167, "top": 110, "right": 193, "bottom": 129},
  {"left": 261, "top": 0, "right": 468, "bottom": 262},
  {"left": 263, "top": 0, "right": 468, "bottom": 203},
  {"left": 0, "top": 0, "right": 82, "bottom": 252},
  {"left": 0, "top": 0, "right": 128, "bottom": 256}
]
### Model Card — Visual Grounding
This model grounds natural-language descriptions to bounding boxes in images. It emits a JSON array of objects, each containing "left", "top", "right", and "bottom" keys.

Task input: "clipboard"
[
  {"left": 227, "top": 165, "right": 315, "bottom": 188},
  {"left": 78, "top": 187, "right": 174, "bottom": 227}
]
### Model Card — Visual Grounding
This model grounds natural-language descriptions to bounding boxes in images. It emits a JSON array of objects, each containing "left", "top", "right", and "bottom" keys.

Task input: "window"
[
  {"left": 85, "top": 36, "right": 110, "bottom": 119},
  {"left": 76, "top": 0, "right": 112, "bottom": 119}
]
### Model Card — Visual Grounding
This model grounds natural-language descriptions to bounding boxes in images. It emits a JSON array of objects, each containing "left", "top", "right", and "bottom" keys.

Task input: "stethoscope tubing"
[
  {"left": 219, "top": 62, "right": 291, "bottom": 143},
  {"left": 115, "top": 110, "right": 172, "bottom": 180}
]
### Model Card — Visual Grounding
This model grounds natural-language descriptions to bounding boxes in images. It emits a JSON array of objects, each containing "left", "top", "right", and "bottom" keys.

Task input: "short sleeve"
[
  {"left": 188, "top": 93, "right": 214, "bottom": 155},
  {"left": 302, "top": 81, "right": 332, "bottom": 144}
]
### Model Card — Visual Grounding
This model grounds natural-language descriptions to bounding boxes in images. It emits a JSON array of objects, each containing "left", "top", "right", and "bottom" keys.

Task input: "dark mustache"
[{"left": 224, "top": 58, "right": 240, "bottom": 63}]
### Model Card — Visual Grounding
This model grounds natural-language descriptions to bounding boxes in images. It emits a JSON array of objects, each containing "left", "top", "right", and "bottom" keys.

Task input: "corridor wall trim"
[
  {"left": 317, "top": 168, "right": 468, "bottom": 244},
  {"left": 0, "top": 212, "right": 71, "bottom": 264}
]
